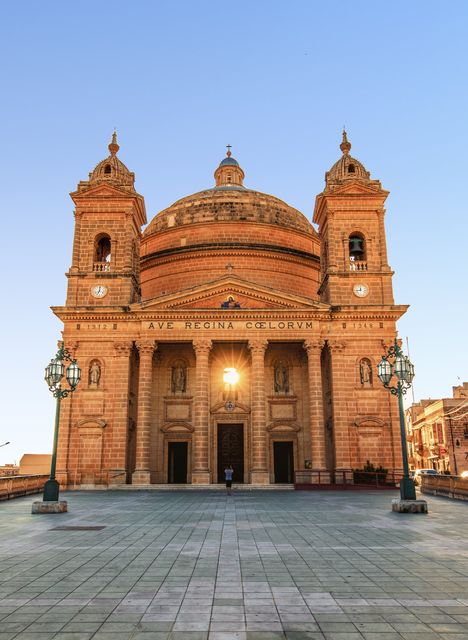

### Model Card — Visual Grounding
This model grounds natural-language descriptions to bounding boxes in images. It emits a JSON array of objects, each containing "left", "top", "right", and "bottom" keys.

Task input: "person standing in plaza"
[{"left": 224, "top": 464, "right": 234, "bottom": 495}]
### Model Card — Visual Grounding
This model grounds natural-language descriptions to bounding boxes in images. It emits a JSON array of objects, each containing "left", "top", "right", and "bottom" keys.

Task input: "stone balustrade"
[
  {"left": 93, "top": 262, "right": 111, "bottom": 272},
  {"left": 421, "top": 474, "right": 468, "bottom": 501},
  {"left": 349, "top": 259, "right": 367, "bottom": 271},
  {"left": 0, "top": 475, "right": 48, "bottom": 501}
]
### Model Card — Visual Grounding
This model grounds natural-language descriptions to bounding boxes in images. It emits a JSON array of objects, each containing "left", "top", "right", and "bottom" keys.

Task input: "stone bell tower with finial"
[
  {"left": 66, "top": 133, "right": 147, "bottom": 307},
  {"left": 313, "top": 131, "right": 395, "bottom": 307}
]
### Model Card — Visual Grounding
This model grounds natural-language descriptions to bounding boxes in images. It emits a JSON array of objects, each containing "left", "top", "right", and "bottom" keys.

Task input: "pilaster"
[
  {"left": 132, "top": 340, "right": 157, "bottom": 484},
  {"left": 109, "top": 341, "right": 133, "bottom": 485},
  {"left": 248, "top": 339, "right": 269, "bottom": 484},
  {"left": 192, "top": 339, "right": 212, "bottom": 484},
  {"left": 303, "top": 339, "right": 329, "bottom": 483},
  {"left": 328, "top": 339, "right": 352, "bottom": 482}
]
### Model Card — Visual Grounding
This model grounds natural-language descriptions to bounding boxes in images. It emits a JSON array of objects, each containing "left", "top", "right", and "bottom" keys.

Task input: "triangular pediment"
[
  {"left": 135, "top": 276, "right": 328, "bottom": 311},
  {"left": 331, "top": 181, "right": 388, "bottom": 196},
  {"left": 71, "top": 183, "right": 140, "bottom": 201}
]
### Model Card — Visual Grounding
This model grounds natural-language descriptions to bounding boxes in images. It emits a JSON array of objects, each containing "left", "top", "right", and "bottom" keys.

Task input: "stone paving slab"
[{"left": 0, "top": 490, "right": 467, "bottom": 639}]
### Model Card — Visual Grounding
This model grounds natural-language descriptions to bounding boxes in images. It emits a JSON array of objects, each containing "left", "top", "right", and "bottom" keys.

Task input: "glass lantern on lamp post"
[
  {"left": 223, "top": 367, "right": 239, "bottom": 411},
  {"left": 377, "top": 339, "right": 416, "bottom": 501},
  {"left": 43, "top": 343, "right": 81, "bottom": 502}
]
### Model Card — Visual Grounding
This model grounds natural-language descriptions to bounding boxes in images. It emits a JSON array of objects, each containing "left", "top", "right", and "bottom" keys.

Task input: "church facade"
[{"left": 53, "top": 132, "right": 407, "bottom": 487}]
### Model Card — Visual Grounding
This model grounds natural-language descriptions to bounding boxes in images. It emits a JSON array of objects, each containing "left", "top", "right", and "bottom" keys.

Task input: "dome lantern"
[
  {"left": 214, "top": 145, "right": 245, "bottom": 188},
  {"left": 324, "top": 130, "right": 372, "bottom": 189},
  {"left": 87, "top": 132, "right": 136, "bottom": 190}
]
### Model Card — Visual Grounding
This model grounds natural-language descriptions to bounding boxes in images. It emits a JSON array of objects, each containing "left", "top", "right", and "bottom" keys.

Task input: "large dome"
[
  {"left": 140, "top": 151, "right": 320, "bottom": 302},
  {"left": 144, "top": 186, "right": 313, "bottom": 236}
]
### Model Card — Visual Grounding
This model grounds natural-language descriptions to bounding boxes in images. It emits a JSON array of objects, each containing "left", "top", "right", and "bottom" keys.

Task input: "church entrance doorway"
[
  {"left": 217, "top": 424, "right": 244, "bottom": 483},
  {"left": 274, "top": 441, "right": 294, "bottom": 483},
  {"left": 168, "top": 442, "right": 188, "bottom": 483}
]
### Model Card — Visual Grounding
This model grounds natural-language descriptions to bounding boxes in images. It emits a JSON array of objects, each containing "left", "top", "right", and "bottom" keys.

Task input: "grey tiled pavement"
[{"left": 0, "top": 490, "right": 468, "bottom": 639}]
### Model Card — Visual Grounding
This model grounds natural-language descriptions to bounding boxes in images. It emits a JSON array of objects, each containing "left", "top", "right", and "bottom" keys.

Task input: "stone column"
[
  {"left": 328, "top": 339, "right": 351, "bottom": 483},
  {"left": 109, "top": 341, "right": 133, "bottom": 485},
  {"left": 192, "top": 339, "right": 212, "bottom": 484},
  {"left": 303, "top": 339, "right": 329, "bottom": 483},
  {"left": 248, "top": 339, "right": 269, "bottom": 484},
  {"left": 132, "top": 340, "right": 156, "bottom": 485}
]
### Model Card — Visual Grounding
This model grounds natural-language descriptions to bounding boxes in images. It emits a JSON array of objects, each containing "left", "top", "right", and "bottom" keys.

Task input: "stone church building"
[{"left": 53, "top": 132, "right": 407, "bottom": 488}]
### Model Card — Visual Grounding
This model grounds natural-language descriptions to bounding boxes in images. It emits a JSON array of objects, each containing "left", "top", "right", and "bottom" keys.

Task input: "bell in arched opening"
[{"left": 349, "top": 235, "right": 364, "bottom": 260}]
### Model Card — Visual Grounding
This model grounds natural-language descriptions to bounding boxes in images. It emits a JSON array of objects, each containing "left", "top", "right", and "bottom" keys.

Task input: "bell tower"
[
  {"left": 313, "top": 131, "right": 394, "bottom": 306},
  {"left": 66, "top": 133, "right": 146, "bottom": 308}
]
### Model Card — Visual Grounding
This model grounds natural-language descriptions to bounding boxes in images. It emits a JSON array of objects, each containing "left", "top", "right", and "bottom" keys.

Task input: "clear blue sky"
[{"left": 0, "top": 1, "right": 467, "bottom": 464}]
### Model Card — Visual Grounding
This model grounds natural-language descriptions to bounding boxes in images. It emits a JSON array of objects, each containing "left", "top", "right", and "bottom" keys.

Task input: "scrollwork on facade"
[
  {"left": 113, "top": 341, "right": 133, "bottom": 356},
  {"left": 64, "top": 341, "right": 79, "bottom": 357},
  {"left": 303, "top": 339, "right": 325, "bottom": 356},
  {"left": 327, "top": 339, "right": 347, "bottom": 353},
  {"left": 192, "top": 339, "right": 212, "bottom": 356},
  {"left": 248, "top": 339, "right": 268, "bottom": 356},
  {"left": 135, "top": 339, "right": 157, "bottom": 357}
]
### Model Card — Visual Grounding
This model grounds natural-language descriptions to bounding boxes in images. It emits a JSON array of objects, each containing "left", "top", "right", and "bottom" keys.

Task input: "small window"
[
  {"left": 227, "top": 173, "right": 232, "bottom": 183},
  {"left": 104, "top": 164, "right": 112, "bottom": 174},
  {"left": 348, "top": 164, "right": 355, "bottom": 174}
]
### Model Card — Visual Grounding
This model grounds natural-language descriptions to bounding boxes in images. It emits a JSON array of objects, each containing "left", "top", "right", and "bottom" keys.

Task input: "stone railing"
[
  {"left": 0, "top": 475, "right": 48, "bottom": 501},
  {"left": 93, "top": 262, "right": 111, "bottom": 272},
  {"left": 349, "top": 260, "right": 367, "bottom": 271},
  {"left": 421, "top": 474, "right": 468, "bottom": 501}
]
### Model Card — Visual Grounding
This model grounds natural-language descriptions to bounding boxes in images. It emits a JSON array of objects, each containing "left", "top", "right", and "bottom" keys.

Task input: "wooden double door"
[{"left": 217, "top": 423, "right": 244, "bottom": 483}]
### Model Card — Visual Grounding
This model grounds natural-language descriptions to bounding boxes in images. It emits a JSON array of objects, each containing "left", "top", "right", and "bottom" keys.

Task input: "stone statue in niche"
[
  {"left": 274, "top": 361, "right": 289, "bottom": 394},
  {"left": 89, "top": 361, "right": 101, "bottom": 387},
  {"left": 359, "top": 358, "right": 373, "bottom": 387},
  {"left": 171, "top": 362, "right": 187, "bottom": 394}
]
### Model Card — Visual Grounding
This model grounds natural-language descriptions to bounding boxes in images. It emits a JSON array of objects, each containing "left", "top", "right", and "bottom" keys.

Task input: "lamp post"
[
  {"left": 42, "top": 343, "right": 81, "bottom": 503},
  {"left": 223, "top": 367, "right": 239, "bottom": 411},
  {"left": 377, "top": 338, "right": 417, "bottom": 502}
]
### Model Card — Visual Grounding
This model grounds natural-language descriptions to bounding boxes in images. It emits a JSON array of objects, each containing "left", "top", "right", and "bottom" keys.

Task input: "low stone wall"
[
  {"left": 0, "top": 475, "right": 48, "bottom": 501},
  {"left": 421, "top": 474, "right": 468, "bottom": 501}
]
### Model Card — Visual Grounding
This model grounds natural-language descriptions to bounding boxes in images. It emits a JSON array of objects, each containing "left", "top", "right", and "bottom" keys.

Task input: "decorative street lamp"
[
  {"left": 223, "top": 367, "right": 239, "bottom": 411},
  {"left": 42, "top": 343, "right": 81, "bottom": 504},
  {"left": 377, "top": 339, "right": 425, "bottom": 509}
]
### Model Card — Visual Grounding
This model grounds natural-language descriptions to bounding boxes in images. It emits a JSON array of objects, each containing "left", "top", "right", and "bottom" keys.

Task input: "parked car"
[{"left": 412, "top": 468, "right": 439, "bottom": 485}]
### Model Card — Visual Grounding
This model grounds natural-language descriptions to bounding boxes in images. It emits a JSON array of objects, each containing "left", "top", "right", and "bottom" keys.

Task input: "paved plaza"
[{"left": 0, "top": 490, "right": 467, "bottom": 640}]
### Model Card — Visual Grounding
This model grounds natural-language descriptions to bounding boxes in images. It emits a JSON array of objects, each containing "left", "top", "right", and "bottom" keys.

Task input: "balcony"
[{"left": 349, "top": 259, "right": 367, "bottom": 271}]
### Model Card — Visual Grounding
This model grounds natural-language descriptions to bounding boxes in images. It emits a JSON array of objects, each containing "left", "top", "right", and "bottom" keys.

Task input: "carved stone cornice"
[
  {"left": 135, "top": 339, "right": 157, "bottom": 356},
  {"left": 113, "top": 341, "right": 133, "bottom": 356},
  {"left": 327, "top": 339, "right": 347, "bottom": 353},
  {"left": 192, "top": 339, "right": 212, "bottom": 356},
  {"left": 303, "top": 339, "right": 325, "bottom": 355},
  {"left": 248, "top": 339, "right": 269, "bottom": 356}
]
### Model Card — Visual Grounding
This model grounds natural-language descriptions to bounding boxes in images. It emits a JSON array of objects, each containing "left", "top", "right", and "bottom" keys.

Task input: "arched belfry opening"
[
  {"left": 94, "top": 234, "right": 111, "bottom": 271},
  {"left": 348, "top": 233, "right": 366, "bottom": 270},
  {"left": 95, "top": 234, "right": 111, "bottom": 262}
]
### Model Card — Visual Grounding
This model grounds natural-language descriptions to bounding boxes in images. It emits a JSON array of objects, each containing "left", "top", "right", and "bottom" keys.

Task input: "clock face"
[
  {"left": 91, "top": 285, "right": 108, "bottom": 299},
  {"left": 353, "top": 283, "right": 369, "bottom": 298}
]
